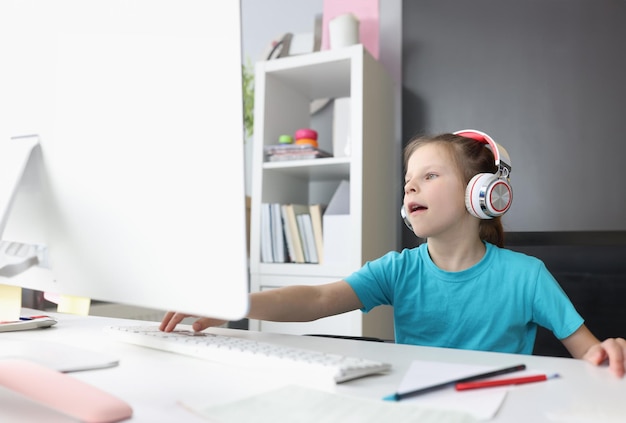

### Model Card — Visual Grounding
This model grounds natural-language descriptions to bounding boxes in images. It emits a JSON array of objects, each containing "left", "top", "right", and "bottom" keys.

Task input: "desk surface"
[{"left": 1, "top": 310, "right": 624, "bottom": 422}]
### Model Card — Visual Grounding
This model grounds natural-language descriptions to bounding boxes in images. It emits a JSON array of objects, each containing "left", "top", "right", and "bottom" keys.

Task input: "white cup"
[{"left": 329, "top": 13, "right": 360, "bottom": 49}]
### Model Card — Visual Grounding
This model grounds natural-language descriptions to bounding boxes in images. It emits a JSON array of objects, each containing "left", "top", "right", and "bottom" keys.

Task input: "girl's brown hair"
[{"left": 403, "top": 132, "right": 505, "bottom": 247}]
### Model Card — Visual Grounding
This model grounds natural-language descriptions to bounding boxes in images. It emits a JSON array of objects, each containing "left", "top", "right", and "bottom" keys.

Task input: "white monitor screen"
[{"left": 0, "top": 0, "right": 249, "bottom": 320}]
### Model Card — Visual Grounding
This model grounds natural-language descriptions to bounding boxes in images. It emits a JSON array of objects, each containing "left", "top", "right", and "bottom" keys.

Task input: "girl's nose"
[{"left": 404, "top": 179, "right": 417, "bottom": 194}]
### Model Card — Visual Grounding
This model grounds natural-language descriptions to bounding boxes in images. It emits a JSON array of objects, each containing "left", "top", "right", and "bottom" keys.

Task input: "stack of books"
[
  {"left": 260, "top": 203, "right": 326, "bottom": 264},
  {"left": 264, "top": 144, "right": 333, "bottom": 162}
]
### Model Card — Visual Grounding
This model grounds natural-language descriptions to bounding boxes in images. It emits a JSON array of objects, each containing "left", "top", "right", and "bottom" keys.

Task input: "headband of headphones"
[
  {"left": 453, "top": 129, "right": 512, "bottom": 180},
  {"left": 401, "top": 128, "right": 513, "bottom": 226}
]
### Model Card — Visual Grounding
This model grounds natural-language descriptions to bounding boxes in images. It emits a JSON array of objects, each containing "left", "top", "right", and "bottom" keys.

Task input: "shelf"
[
  {"left": 249, "top": 44, "right": 397, "bottom": 338},
  {"left": 258, "top": 262, "right": 353, "bottom": 279},
  {"left": 263, "top": 157, "right": 350, "bottom": 181},
  {"left": 259, "top": 46, "right": 361, "bottom": 100}
]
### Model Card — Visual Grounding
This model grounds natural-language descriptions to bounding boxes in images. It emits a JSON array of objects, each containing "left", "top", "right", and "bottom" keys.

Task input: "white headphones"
[
  {"left": 401, "top": 129, "right": 513, "bottom": 230},
  {"left": 456, "top": 129, "right": 512, "bottom": 219}
]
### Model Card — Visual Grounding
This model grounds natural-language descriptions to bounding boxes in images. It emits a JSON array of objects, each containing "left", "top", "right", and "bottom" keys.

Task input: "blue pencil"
[{"left": 383, "top": 363, "right": 527, "bottom": 401}]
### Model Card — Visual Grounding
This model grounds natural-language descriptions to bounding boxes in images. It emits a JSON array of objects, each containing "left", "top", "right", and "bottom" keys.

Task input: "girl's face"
[{"left": 403, "top": 143, "right": 470, "bottom": 239}]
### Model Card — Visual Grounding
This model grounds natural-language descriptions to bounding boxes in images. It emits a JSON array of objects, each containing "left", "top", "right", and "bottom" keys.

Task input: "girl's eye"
[{"left": 425, "top": 173, "right": 438, "bottom": 180}]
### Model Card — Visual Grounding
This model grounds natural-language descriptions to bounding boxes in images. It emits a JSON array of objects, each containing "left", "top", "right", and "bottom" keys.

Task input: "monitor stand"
[
  {"left": 0, "top": 135, "right": 42, "bottom": 322},
  {"left": 0, "top": 135, "right": 91, "bottom": 324}
]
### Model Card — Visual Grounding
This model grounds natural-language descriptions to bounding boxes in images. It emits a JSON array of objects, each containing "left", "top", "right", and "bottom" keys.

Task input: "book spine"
[
  {"left": 280, "top": 205, "right": 296, "bottom": 263},
  {"left": 296, "top": 214, "right": 311, "bottom": 263},
  {"left": 260, "top": 203, "right": 273, "bottom": 263},
  {"left": 301, "top": 213, "right": 318, "bottom": 263},
  {"left": 309, "top": 204, "right": 325, "bottom": 264},
  {"left": 271, "top": 203, "right": 286, "bottom": 262}
]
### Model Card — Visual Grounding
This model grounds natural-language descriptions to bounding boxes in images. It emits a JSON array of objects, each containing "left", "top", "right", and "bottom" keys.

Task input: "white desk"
[{"left": 1, "top": 311, "right": 624, "bottom": 422}]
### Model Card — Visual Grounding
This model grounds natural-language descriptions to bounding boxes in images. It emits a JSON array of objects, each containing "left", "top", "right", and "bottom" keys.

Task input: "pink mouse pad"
[{"left": 0, "top": 358, "right": 132, "bottom": 423}]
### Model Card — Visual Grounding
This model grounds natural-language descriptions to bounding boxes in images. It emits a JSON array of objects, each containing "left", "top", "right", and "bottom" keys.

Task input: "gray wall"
[
  {"left": 402, "top": 0, "right": 626, "bottom": 235},
  {"left": 241, "top": 1, "right": 324, "bottom": 64}
]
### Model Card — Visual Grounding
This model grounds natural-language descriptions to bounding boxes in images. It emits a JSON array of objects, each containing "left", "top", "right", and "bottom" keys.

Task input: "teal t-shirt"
[{"left": 345, "top": 242, "right": 583, "bottom": 354}]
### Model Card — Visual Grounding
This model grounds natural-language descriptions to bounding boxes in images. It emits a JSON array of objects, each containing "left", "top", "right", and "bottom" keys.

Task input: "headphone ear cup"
[
  {"left": 400, "top": 205, "right": 413, "bottom": 230},
  {"left": 489, "top": 178, "right": 513, "bottom": 216},
  {"left": 465, "top": 173, "right": 513, "bottom": 219}
]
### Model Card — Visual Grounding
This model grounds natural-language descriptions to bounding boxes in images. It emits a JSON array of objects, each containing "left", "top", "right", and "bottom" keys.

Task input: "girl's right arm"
[{"left": 160, "top": 280, "right": 362, "bottom": 333}]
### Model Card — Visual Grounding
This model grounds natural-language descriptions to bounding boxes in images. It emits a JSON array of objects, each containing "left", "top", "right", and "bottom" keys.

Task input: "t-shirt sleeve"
[
  {"left": 344, "top": 251, "right": 397, "bottom": 312},
  {"left": 532, "top": 262, "right": 584, "bottom": 340}
]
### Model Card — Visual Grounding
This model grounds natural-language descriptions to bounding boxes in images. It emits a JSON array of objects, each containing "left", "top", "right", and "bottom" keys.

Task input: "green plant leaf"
[{"left": 242, "top": 58, "right": 255, "bottom": 140}]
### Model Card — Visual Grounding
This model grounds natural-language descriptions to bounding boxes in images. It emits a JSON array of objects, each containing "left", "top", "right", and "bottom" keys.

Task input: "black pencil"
[{"left": 384, "top": 363, "right": 527, "bottom": 401}]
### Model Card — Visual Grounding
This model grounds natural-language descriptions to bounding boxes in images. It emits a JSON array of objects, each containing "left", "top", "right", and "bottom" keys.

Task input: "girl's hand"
[
  {"left": 583, "top": 338, "right": 626, "bottom": 378},
  {"left": 159, "top": 311, "right": 227, "bottom": 333}
]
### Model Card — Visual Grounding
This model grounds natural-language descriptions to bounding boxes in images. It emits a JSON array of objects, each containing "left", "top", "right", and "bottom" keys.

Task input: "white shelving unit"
[{"left": 249, "top": 45, "right": 398, "bottom": 339}]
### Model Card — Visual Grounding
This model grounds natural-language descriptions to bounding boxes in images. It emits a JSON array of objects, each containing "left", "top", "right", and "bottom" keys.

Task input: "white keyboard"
[{"left": 104, "top": 325, "right": 391, "bottom": 383}]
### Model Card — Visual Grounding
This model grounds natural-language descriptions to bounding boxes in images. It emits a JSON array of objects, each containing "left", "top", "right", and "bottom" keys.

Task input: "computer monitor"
[{"left": 0, "top": 0, "right": 249, "bottom": 321}]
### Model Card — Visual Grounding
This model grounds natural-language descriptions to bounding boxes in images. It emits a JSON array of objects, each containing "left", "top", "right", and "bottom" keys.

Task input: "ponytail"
[{"left": 480, "top": 218, "right": 505, "bottom": 248}]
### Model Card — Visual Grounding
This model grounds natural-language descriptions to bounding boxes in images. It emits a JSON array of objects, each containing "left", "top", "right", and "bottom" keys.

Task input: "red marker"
[{"left": 456, "top": 373, "right": 559, "bottom": 391}]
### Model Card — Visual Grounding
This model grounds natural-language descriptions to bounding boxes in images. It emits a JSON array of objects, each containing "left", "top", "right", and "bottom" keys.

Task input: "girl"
[{"left": 161, "top": 129, "right": 625, "bottom": 377}]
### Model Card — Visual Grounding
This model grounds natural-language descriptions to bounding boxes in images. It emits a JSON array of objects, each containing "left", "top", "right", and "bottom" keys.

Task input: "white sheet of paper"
[
  {"left": 396, "top": 361, "right": 512, "bottom": 420},
  {"left": 186, "top": 385, "right": 478, "bottom": 423},
  {"left": 546, "top": 397, "right": 626, "bottom": 423},
  {"left": 0, "top": 339, "right": 119, "bottom": 372}
]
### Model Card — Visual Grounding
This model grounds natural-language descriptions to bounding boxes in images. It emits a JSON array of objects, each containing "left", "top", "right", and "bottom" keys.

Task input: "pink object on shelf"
[{"left": 295, "top": 128, "right": 318, "bottom": 140}]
